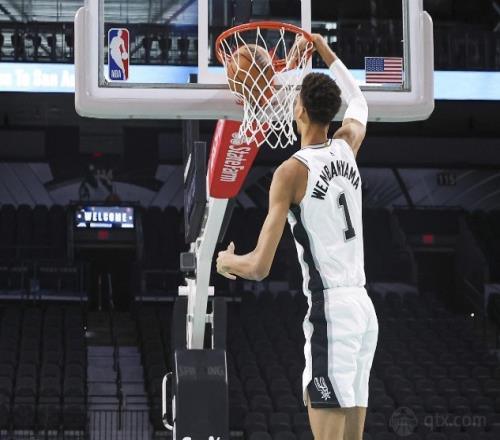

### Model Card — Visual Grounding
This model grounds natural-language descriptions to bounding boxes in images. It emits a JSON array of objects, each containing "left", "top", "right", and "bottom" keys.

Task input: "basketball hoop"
[{"left": 216, "top": 21, "right": 314, "bottom": 149}]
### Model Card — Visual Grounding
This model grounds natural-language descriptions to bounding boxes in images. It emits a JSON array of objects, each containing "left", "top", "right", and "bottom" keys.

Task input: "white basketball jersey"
[{"left": 287, "top": 139, "right": 366, "bottom": 293}]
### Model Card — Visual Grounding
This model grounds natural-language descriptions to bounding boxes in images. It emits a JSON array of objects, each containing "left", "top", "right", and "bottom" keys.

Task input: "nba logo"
[{"left": 108, "top": 28, "right": 129, "bottom": 81}]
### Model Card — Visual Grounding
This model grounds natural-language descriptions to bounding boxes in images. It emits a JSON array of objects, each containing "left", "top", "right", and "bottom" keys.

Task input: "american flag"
[{"left": 365, "top": 57, "right": 403, "bottom": 84}]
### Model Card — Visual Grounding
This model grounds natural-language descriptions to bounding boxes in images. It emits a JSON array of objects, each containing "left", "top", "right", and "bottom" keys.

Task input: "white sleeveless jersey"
[{"left": 287, "top": 139, "right": 366, "bottom": 292}]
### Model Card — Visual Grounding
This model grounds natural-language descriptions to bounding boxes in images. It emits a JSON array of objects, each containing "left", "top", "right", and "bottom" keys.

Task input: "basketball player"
[{"left": 217, "top": 34, "right": 378, "bottom": 440}]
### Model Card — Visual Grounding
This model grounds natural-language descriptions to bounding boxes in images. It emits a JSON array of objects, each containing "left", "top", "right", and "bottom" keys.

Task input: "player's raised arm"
[{"left": 313, "top": 35, "right": 368, "bottom": 157}]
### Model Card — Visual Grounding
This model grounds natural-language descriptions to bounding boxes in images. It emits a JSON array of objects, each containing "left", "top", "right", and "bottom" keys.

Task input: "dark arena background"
[{"left": 0, "top": 0, "right": 500, "bottom": 439}]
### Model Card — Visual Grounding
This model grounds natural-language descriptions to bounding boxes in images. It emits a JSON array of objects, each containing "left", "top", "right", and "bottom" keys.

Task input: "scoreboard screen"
[{"left": 74, "top": 206, "right": 135, "bottom": 229}]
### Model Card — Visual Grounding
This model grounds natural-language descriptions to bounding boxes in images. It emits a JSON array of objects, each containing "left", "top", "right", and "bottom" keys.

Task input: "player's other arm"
[
  {"left": 314, "top": 35, "right": 368, "bottom": 157},
  {"left": 216, "top": 160, "right": 300, "bottom": 281}
]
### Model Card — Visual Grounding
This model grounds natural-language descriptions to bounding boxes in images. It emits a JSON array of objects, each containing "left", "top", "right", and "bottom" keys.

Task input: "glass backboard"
[
  {"left": 99, "top": 0, "right": 407, "bottom": 90},
  {"left": 75, "top": 0, "right": 433, "bottom": 121}
]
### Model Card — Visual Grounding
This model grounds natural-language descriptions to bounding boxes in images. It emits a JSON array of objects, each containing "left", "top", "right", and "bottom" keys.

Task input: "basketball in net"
[
  {"left": 226, "top": 44, "right": 275, "bottom": 105},
  {"left": 216, "top": 22, "right": 314, "bottom": 149}
]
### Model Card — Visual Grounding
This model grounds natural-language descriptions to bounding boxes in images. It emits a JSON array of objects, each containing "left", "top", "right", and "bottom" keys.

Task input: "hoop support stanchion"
[
  {"left": 186, "top": 119, "right": 261, "bottom": 349},
  {"left": 168, "top": 298, "right": 229, "bottom": 439},
  {"left": 188, "top": 196, "right": 228, "bottom": 349},
  {"left": 164, "top": 120, "right": 259, "bottom": 439}
]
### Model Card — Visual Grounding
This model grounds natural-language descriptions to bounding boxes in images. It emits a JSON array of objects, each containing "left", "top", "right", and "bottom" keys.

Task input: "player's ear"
[
  {"left": 294, "top": 98, "right": 305, "bottom": 122},
  {"left": 298, "top": 105, "right": 309, "bottom": 125}
]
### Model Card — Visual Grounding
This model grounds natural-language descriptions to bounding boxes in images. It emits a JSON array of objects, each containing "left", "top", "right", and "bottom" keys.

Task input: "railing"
[
  {"left": 89, "top": 410, "right": 153, "bottom": 440},
  {"left": 96, "top": 271, "right": 126, "bottom": 427},
  {"left": 0, "top": 258, "right": 87, "bottom": 302},
  {"left": 106, "top": 273, "right": 125, "bottom": 427},
  {"left": 0, "top": 430, "right": 87, "bottom": 439},
  {"left": 138, "top": 268, "right": 180, "bottom": 298},
  {"left": 0, "top": 410, "right": 156, "bottom": 440},
  {"left": 0, "top": 245, "right": 59, "bottom": 259}
]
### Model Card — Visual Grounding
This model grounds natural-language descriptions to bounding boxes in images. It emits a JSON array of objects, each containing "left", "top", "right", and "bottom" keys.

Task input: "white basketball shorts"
[{"left": 302, "top": 286, "right": 379, "bottom": 408}]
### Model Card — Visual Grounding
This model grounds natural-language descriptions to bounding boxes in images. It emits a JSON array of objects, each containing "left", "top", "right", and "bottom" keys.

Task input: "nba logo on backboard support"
[{"left": 108, "top": 28, "right": 129, "bottom": 81}]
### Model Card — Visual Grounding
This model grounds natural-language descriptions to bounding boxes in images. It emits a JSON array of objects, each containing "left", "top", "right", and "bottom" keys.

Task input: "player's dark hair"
[{"left": 300, "top": 72, "right": 342, "bottom": 125}]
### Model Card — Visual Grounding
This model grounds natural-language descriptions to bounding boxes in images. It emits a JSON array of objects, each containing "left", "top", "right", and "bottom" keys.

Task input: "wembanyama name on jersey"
[{"left": 311, "top": 158, "right": 361, "bottom": 200}]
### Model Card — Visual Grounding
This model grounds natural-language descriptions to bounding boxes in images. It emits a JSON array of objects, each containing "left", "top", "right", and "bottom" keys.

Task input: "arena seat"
[
  {"left": 0, "top": 204, "right": 16, "bottom": 258},
  {"left": 37, "top": 402, "right": 61, "bottom": 430},
  {"left": 13, "top": 401, "right": 36, "bottom": 430},
  {"left": 475, "top": 434, "right": 495, "bottom": 440},
  {"left": 62, "top": 404, "right": 86, "bottom": 430},
  {"left": 298, "top": 432, "right": 313, "bottom": 440},
  {"left": 468, "top": 211, "right": 500, "bottom": 282},
  {"left": 425, "top": 434, "right": 447, "bottom": 440},
  {"left": 268, "top": 412, "right": 291, "bottom": 435},
  {"left": 274, "top": 431, "right": 297, "bottom": 440},
  {"left": 0, "top": 303, "right": 87, "bottom": 433},
  {"left": 16, "top": 204, "right": 33, "bottom": 258},
  {"left": 48, "top": 205, "right": 67, "bottom": 259},
  {"left": 249, "top": 432, "right": 273, "bottom": 440},
  {"left": 0, "top": 205, "right": 82, "bottom": 298},
  {"left": 292, "top": 413, "right": 310, "bottom": 436},
  {"left": 32, "top": 205, "right": 50, "bottom": 258},
  {"left": 135, "top": 304, "right": 171, "bottom": 427},
  {"left": 363, "top": 209, "right": 415, "bottom": 283},
  {"left": 374, "top": 432, "right": 397, "bottom": 440},
  {"left": 0, "top": 402, "right": 9, "bottom": 429},
  {"left": 245, "top": 411, "right": 268, "bottom": 434}
]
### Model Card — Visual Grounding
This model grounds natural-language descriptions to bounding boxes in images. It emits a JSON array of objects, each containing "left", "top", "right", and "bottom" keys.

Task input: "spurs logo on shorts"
[{"left": 314, "top": 377, "right": 331, "bottom": 401}]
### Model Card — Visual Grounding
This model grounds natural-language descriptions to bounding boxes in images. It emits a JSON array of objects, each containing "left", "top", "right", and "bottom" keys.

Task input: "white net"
[{"left": 217, "top": 23, "right": 313, "bottom": 149}]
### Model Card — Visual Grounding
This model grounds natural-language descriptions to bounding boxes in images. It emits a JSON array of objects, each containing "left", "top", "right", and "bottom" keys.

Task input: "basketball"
[{"left": 226, "top": 44, "right": 274, "bottom": 104}]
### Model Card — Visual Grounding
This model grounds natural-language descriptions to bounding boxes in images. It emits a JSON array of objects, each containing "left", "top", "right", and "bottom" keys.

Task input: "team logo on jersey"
[
  {"left": 314, "top": 377, "right": 331, "bottom": 401},
  {"left": 108, "top": 28, "right": 129, "bottom": 81}
]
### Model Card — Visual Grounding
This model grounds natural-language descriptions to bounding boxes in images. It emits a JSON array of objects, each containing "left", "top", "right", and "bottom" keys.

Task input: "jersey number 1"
[{"left": 338, "top": 192, "right": 356, "bottom": 241}]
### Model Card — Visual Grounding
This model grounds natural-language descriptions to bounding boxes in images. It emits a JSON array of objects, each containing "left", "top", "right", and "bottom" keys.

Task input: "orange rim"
[{"left": 215, "top": 20, "right": 314, "bottom": 69}]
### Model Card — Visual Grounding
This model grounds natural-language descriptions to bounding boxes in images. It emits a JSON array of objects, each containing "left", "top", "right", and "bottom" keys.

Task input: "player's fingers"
[
  {"left": 295, "top": 35, "right": 305, "bottom": 51},
  {"left": 301, "top": 35, "right": 311, "bottom": 48},
  {"left": 218, "top": 269, "right": 236, "bottom": 280},
  {"left": 228, "top": 241, "right": 235, "bottom": 252}
]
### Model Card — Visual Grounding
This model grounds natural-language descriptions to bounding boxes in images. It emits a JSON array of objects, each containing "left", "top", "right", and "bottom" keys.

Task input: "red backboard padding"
[{"left": 208, "top": 120, "right": 261, "bottom": 199}]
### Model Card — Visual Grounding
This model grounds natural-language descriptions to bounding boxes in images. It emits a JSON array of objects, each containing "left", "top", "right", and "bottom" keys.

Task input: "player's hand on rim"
[
  {"left": 288, "top": 33, "right": 329, "bottom": 68},
  {"left": 216, "top": 242, "right": 237, "bottom": 280},
  {"left": 311, "top": 33, "right": 328, "bottom": 48},
  {"left": 288, "top": 33, "right": 313, "bottom": 68},
  {"left": 296, "top": 33, "right": 326, "bottom": 52}
]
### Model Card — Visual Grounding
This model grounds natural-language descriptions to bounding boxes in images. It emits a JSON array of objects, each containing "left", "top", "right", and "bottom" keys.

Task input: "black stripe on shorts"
[{"left": 290, "top": 204, "right": 340, "bottom": 408}]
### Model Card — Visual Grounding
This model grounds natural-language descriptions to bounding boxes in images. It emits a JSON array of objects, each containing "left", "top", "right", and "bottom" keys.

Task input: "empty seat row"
[{"left": 0, "top": 204, "right": 66, "bottom": 259}]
